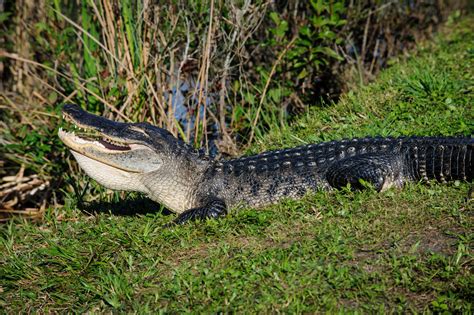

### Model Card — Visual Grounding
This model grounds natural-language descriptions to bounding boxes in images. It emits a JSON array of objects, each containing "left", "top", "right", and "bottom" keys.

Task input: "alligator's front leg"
[{"left": 172, "top": 199, "right": 227, "bottom": 225}]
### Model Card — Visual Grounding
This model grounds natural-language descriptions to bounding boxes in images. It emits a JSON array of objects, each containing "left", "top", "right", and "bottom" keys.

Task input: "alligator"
[{"left": 58, "top": 104, "right": 473, "bottom": 224}]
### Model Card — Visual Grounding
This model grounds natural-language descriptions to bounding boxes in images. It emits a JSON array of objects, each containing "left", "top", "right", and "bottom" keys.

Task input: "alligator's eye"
[{"left": 129, "top": 125, "right": 149, "bottom": 137}]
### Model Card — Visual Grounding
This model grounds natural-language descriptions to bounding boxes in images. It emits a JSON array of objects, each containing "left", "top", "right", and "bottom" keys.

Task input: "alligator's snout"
[{"left": 62, "top": 103, "right": 132, "bottom": 137}]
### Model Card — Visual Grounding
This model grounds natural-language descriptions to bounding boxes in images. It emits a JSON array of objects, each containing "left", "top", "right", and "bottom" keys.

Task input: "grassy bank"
[{"left": 1, "top": 16, "right": 473, "bottom": 313}]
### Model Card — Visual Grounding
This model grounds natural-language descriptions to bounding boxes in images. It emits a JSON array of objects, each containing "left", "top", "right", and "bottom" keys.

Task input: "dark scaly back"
[
  {"left": 223, "top": 136, "right": 406, "bottom": 173},
  {"left": 216, "top": 137, "right": 411, "bottom": 207},
  {"left": 212, "top": 136, "right": 473, "bottom": 208},
  {"left": 403, "top": 137, "right": 474, "bottom": 182}
]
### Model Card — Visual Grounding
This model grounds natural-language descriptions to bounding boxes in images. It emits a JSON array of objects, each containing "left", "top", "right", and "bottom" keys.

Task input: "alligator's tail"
[{"left": 404, "top": 137, "right": 473, "bottom": 182}]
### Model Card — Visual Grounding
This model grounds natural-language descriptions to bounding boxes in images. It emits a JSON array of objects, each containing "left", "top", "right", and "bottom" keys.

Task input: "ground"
[{"left": 0, "top": 15, "right": 473, "bottom": 313}]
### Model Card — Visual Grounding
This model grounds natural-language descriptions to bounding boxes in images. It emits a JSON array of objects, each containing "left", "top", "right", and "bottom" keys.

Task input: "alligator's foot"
[{"left": 169, "top": 199, "right": 227, "bottom": 225}]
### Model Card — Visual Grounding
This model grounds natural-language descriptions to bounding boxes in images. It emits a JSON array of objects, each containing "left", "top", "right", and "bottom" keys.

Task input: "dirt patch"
[
  {"left": 400, "top": 227, "right": 459, "bottom": 256},
  {"left": 390, "top": 287, "right": 437, "bottom": 312}
]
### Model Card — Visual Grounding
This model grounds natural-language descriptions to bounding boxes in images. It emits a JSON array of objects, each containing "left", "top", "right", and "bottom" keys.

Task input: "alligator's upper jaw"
[{"left": 61, "top": 103, "right": 139, "bottom": 143}]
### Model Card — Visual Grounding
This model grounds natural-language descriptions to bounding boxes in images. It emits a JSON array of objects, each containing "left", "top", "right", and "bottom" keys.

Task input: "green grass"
[{"left": 1, "top": 16, "right": 473, "bottom": 313}]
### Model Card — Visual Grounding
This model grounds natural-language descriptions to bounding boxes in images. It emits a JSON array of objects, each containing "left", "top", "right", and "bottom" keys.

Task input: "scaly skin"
[
  {"left": 59, "top": 104, "right": 473, "bottom": 224},
  {"left": 206, "top": 137, "right": 473, "bottom": 209}
]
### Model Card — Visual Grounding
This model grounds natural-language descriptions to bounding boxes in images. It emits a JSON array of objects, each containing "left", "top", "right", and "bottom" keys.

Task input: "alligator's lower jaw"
[{"left": 70, "top": 151, "right": 143, "bottom": 191}]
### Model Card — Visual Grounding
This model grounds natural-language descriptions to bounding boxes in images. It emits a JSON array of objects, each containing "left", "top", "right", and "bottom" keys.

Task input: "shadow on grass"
[{"left": 79, "top": 197, "right": 173, "bottom": 217}]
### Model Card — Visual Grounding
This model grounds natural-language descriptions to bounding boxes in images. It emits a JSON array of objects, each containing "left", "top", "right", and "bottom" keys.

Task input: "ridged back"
[{"left": 222, "top": 137, "right": 404, "bottom": 175}]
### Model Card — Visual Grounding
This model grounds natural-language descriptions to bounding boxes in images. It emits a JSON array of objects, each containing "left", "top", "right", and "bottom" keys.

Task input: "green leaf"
[
  {"left": 268, "top": 88, "right": 282, "bottom": 103},
  {"left": 311, "top": 16, "right": 329, "bottom": 28},
  {"left": 318, "top": 29, "right": 336, "bottom": 40},
  {"left": 297, "top": 68, "right": 308, "bottom": 80},
  {"left": 269, "top": 12, "right": 280, "bottom": 25},
  {"left": 275, "top": 21, "right": 288, "bottom": 38},
  {"left": 310, "top": 0, "right": 329, "bottom": 15},
  {"left": 0, "top": 12, "right": 11, "bottom": 24},
  {"left": 299, "top": 26, "right": 311, "bottom": 37},
  {"left": 322, "top": 47, "right": 343, "bottom": 61}
]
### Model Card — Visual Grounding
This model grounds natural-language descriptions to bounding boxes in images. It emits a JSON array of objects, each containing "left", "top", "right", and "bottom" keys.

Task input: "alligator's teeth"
[
  {"left": 74, "top": 136, "right": 91, "bottom": 144},
  {"left": 94, "top": 140, "right": 105, "bottom": 148}
]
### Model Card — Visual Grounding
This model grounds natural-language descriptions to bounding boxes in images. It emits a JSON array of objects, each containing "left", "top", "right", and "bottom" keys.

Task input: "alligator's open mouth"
[
  {"left": 58, "top": 105, "right": 158, "bottom": 174},
  {"left": 58, "top": 108, "right": 136, "bottom": 153},
  {"left": 58, "top": 127, "right": 132, "bottom": 152}
]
